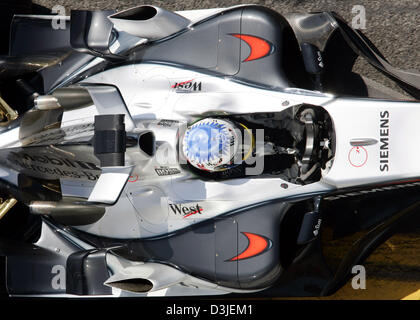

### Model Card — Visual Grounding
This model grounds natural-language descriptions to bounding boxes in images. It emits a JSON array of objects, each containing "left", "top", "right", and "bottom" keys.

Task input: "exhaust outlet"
[
  {"left": 108, "top": 5, "right": 190, "bottom": 40},
  {"left": 30, "top": 199, "right": 105, "bottom": 226},
  {"left": 34, "top": 95, "right": 61, "bottom": 110}
]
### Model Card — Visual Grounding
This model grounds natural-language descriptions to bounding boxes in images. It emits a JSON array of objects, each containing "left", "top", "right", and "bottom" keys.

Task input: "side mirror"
[{"left": 70, "top": 10, "right": 124, "bottom": 60}]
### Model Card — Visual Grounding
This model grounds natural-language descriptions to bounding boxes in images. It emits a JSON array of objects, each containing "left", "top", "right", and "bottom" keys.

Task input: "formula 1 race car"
[{"left": 0, "top": 4, "right": 419, "bottom": 298}]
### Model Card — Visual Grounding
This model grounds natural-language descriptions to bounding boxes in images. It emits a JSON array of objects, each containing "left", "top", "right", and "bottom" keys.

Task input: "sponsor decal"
[
  {"left": 317, "top": 51, "right": 324, "bottom": 68},
  {"left": 379, "top": 110, "right": 389, "bottom": 172},
  {"left": 228, "top": 232, "right": 272, "bottom": 261},
  {"left": 157, "top": 119, "right": 179, "bottom": 127},
  {"left": 169, "top": 203, "right": 203, "bottom": 218},
  {"left": 172, "top": 79, "right": 202, "bottom": 91},
  {"left": 313, "top": 218, "right": 322, "bottom": 236},
  {"left": 10, "top": 152, "right": 100, "bottom": 170},
  {"left": 155, "top": 166, "right": 181, "bottom": 176},
  {"left": 348, "top": 146, "right": 368, "bottom": 167},
  {"left": 230, "top": 34, "right": 274, "bottom": 62},
  {"left": 128, "top": 174, "right": 139, "bottom": 182},
  {"left": 8, "top": 151, "right": 101, "bottom": 181},
  {"left": 22, "top": 123, "right": 93, "bottom": 146}
]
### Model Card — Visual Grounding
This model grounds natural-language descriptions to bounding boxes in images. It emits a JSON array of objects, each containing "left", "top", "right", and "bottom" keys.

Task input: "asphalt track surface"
[{"left": 31, "top": 0, "right": 420, "bottom": 300}]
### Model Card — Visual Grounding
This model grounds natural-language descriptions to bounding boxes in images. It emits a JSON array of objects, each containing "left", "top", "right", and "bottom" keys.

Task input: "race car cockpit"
[{"left": 180, "top": 104, "right": 335, "bottom": 184}]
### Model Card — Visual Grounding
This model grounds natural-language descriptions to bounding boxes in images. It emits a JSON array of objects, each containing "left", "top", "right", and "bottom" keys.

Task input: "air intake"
[{"left": 108, "top": 5, "right": 190, "bottom": 40}]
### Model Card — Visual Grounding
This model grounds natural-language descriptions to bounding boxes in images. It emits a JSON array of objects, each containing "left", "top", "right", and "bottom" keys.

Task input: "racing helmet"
[{"left": 182, "top": 118, "right": 242, "bottom": 172}]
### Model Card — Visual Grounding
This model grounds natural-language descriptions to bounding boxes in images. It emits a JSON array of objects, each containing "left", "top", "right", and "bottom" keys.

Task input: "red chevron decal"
[
  {"left": 229, "top": 232, "right": 270, "bottom": 261},
  {"left": 231, "top": 34, "right": 272, "bottom": 62}
]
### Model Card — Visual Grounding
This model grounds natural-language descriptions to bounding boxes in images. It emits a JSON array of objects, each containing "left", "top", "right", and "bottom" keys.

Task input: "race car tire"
[{"left": 0, "top": 0, "right": 32, "bottom": 55}]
